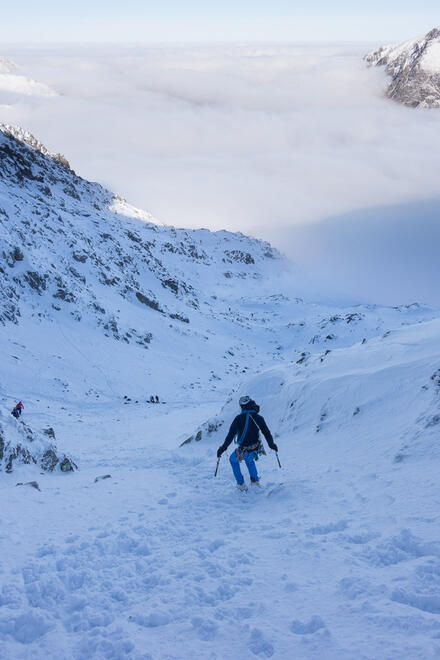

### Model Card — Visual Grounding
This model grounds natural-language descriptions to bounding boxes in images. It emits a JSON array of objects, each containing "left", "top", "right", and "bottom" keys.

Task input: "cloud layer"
[{"left": 1, "top": 44, "right": 440, "bottom": 305}]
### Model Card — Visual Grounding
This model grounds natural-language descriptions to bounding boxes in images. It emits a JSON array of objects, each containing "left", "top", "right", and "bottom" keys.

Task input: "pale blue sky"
[{"left": 1, "top": 1, "right": 439, "bottom": 43}]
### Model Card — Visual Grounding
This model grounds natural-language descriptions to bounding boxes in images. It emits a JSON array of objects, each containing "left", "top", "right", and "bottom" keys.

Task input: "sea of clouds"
[{"left": 1, "top": 43, "right": 440, "bottom": 306}]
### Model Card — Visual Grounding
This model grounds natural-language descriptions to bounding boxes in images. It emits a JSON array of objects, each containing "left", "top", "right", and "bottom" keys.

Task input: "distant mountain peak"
[
  {"left": 365, "top": 26, "right": 440, "bottom": 108},
  {"left": 0, "top": 57, "right": 19, "bottom": 74}
]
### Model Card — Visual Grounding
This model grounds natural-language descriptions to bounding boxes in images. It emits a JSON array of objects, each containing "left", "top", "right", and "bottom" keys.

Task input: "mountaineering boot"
[
  {"left": 237, "top": 482, "right": 248, "bottom": 492},
  {"left": 250, "top": 477, "right": 260, "bottom": 487}
]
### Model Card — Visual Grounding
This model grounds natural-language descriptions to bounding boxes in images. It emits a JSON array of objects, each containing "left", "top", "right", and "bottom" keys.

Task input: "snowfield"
[{"left": 1, "top": 125, "right": 440, "bottom": 659}]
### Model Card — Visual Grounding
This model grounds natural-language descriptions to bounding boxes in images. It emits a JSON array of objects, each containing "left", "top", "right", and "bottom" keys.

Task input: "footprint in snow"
[
  {"left": 130, "top": 611, "right": 170, "bottom": 628},
  {"left": 208, "top": 539, "right": 225, "bottom": 553},
  {"left": 248, "top": 628, "right": 275, "bottom": 657},
  {"left": 290, "top": 615, "right": 326, "bottom": 635},
  {"left": 309, "top": 520, "right": 349, "bottom": 535},
  {"left": 191, "top": 617, "right": 218, "bottom": 641}
]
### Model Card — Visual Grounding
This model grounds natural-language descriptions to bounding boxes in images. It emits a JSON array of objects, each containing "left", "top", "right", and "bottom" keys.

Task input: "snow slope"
[
  {"left": 1, "top": 126, "right": 440, "bottom": 659},
  {"left": 0, "top": 57, "right": 56, "bottom": 98},
  {"left": 2, "top": 321, "right": 440, "bottom": 659},
  {"left": 365, "top": 26, "right": 440, "bottom": 108}
]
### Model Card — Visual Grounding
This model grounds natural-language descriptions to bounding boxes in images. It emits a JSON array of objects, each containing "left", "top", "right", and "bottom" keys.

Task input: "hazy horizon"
[{"left": 0, "top": 1, "right": 439, "bottom": 44}]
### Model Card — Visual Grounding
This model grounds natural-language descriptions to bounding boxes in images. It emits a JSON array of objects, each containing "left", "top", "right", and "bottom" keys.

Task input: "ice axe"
[
  {"left": 214, "top": 457, "right": 220, "bottom": 477},
  {"left": 275, "top": 452, "right": 282, "bottom": 469}
]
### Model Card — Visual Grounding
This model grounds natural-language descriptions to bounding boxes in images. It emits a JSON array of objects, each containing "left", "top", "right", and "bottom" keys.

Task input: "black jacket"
[{"left": 220, "top": 407, "right": 276, "bottom": 452}]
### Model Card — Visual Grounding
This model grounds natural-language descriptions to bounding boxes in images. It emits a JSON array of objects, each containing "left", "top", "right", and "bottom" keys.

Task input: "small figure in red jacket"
[{"left": 11, "top": 401, "right": 24, "bottom": 419}]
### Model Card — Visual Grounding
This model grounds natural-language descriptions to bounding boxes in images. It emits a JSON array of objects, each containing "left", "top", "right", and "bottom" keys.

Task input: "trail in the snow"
[{"left": 1, "top": 402, "right": 440, "bottom": 659}]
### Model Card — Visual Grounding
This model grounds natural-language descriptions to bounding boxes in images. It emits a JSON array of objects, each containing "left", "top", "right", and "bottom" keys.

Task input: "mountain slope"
[
  {"left": 1, "top": 321, "right": 440, "bottom": 659},
  {"left": 365, "top": 27, "right": 440, "bottom": 108},
  {"left": 1, "top": 125, "right": 440, "bottom": 659}
]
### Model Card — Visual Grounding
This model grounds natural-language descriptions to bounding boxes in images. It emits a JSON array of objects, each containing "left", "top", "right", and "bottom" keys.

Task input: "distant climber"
[
  {"left": 217, "top": 395, "right": 278, "bottom": 490},
  {"left": 11, "top": 401, "right": 24, "bottom": 419},
  {"left": 150, "top": 395, "right": 155, "bottom": 403},
  {"left": 155, "top": 395, "right": 159, "bottom": 403}
]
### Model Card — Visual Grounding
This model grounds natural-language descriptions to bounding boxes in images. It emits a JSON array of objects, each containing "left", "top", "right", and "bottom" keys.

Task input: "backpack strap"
[
  {"left": 248, "top": 413, "right": 262, "bottom": 434},
  {"left": 236, "top": 411, "right": 251, "bottom": 445}
]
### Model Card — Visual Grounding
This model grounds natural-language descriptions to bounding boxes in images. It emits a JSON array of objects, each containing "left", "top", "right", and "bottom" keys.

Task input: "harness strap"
[{"left": 235, "top": 441, "right": 264, "bottom": 462}]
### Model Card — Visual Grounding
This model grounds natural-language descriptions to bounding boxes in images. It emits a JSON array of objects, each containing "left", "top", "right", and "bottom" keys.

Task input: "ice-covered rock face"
[
  {"left": 0, "top": 124, "right": 281, "bottom": 335},
  {"left": 365, "top": 27, "right": 440, "bottom": 108}
]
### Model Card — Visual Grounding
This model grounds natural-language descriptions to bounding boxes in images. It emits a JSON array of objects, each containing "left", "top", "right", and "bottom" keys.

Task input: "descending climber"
[
  {"left": 217, "top": 395, "right": 278, "bottom": 490},
  {"left": 11, "top": 401, "right": 24, "bottom": 419}
]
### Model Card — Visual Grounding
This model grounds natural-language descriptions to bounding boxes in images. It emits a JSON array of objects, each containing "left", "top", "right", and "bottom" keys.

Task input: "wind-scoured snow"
[
  {"left": 365, "top": 26, "right": 440, "bottom": 108},
  {"left": 1, "top": 126, "right": 440, "bottom": 659}
]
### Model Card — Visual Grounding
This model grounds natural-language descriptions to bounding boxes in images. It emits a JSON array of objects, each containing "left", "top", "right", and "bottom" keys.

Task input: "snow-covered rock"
[
  {"left": 0, "top": 408, "right": 76, "bottom": 473},
  {"left": 0, "top": 123, "right": 289, "bottom": 400},
  {"left": 365, "top": 27, "right": 440, "bottom": 108},
  {"left": 0, "top": 57, "right": 56, "bottom": 98}
]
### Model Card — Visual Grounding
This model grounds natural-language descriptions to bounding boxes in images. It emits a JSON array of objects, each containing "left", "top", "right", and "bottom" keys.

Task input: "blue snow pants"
[{"left": 229, "top": 449, "right": 259, "bottom": 485}]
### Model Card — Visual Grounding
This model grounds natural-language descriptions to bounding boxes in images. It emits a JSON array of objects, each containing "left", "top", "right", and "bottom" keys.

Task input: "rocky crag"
[{"left": 365, "top": 27, "right": 440, "bottom": 108}]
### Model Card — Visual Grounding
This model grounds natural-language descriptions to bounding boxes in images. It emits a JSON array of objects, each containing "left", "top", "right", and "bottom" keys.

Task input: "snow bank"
[{"left": 195, "top": 319, "right": 440, "bottom": 465}]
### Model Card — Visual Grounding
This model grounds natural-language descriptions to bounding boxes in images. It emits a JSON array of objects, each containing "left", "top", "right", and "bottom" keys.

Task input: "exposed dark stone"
[
  {"left": 72, "top": 251, "right": 88, "bottom": 263},
  {"left": 426, "top": 415, "right": 440, "bottom": 428},
  {"left": 41, "top": 448, "right": 59, "bottom": 471},
  {"left": 224, "top": 249, "right": 255, "bottom": 265},
  {"left": 53, "top": 288, "right": 76, "bottom": 302},
  {"left": 94, "top": 474, "right": 112, "bottom": 482},
  {"left": 24, "top": 271, "right": 47, "bottom": 294},
  {"left": 16, "top": 481, "right": 41, "bottom": 491},
  {"left": 11, "top": 247, "right": 24, "bottom": 263},
  {"left": 127, "top": 230, "right": 141, "bottom": 243},
  {"left": 63, "top": 185, "right": 80, "bottom": 200},
  {"left": 162, "top": 278, "right": 179, "bottom": 294},
  {"left": 39, "top": 185, "right": 52, "bottom": 197},
  {"left": 136, "top": 332, "right": 153, "bottom": 345},
  {"left": 345, "top": 313, "right": 364, "bottom": 324},
  {"left": 5, "top": 444, "right": 37, "bottom": 473},
  {"left": 207, "top": 421, "right": 222, "bottom": 434},
  {"left": 60, "top": 456, "right": 78, "bottom": 472},
  {"left": 92, "top": 302, "right": 106, "bottom": 314},
  {"left": 169, "top": 312, "right": 189, "bottom": 324},
  {"left": 136, "top": 291, "right": 162, "bottom": 312},
  {"left": 100, "top": 274, "right": 120, "bottom": 286}
]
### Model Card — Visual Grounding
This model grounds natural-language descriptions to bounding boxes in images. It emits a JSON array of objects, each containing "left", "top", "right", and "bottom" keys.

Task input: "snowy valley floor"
[{"left": 1, "top": 399, "right": 440, "bottom": 660}]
